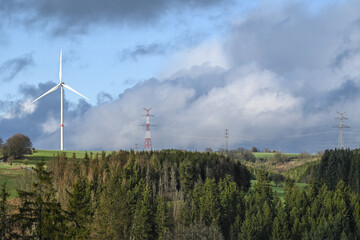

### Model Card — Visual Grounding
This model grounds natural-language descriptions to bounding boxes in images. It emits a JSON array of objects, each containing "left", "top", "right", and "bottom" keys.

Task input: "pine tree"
[
  {"left": 271, "top": 196, "right": 290, "bottom": 240},
  {"left": 15, "top": 161, "right": 67, "bottom": 239},
  {"left": 130, "top": 183, "right": 154, "bottom": 239},
  {"left": 155, "top": 195, "right": 171, "bottom": 239},
  {"left": 353, "top": 201, "right": 360, "bottom": 239},
  {"left": 66, "top": 178, "right": 93, "bottom": 239},
  {"left": 240, "top": 211, "right": 257, "bottom": 240},
  {"left": 218, "top": 175, "right": 241, "bottom": 238},
  {"left": 179, "top": 159, "right": 195, "bottom": 198},
  {"left": 0, "top": 182, "right": 11, "bottom": 239},
  {"left": 93, "top": 168, "right": 130, "bottom": 239},
  {"left": 199, "top": 178, "right": 220, "bottom": 226}
]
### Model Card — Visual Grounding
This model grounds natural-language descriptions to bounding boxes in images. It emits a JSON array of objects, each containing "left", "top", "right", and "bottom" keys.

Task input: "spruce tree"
[
  {"left": 199, "top": 178, "right": 220, "bottom": 226},
  {"left": 130, "top": 183, "right": 154, "bottom": 239},
  {"left": 66, "top": 178, "right": 93, "bottom": 239},
  {"left": 15, "top": 161, "right": 66, "bottom": 239},
  {"left": 218, "top": 175, "right": 241, "bottom": 238},
  {"left": 155, "top": 195, "right": 171, "bottom": 239},
  {"left": 0, "top": 182, "right": 11, "bottom": 239}
]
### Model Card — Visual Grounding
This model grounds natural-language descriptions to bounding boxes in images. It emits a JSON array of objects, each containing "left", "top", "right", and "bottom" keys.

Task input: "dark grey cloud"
[
  {"left": 118, "top": 30, "right": 208, "bottom": 62},
  {"left": 332, "top": 48, "right": 360, "bottom": 69},
  {"left": 226, "top": 1, "right": 360, "bottom": 75},
  {"left": 303, "top": 79, "right": 360, "bottom": 114},
  {"left": 0, "top": 53, "right": 34, "bottom": 82},
  {"left": 0, "top": 0, "right": 232, "bottom": 36},
  {"left": 119, "top": 43, "right": 167, "bottom": 62}
]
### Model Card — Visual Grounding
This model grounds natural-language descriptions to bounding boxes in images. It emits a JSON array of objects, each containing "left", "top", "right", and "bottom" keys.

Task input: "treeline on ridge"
[
  {"left": 1, "top": 149, "right": 360, "bottom": 239},
  {"left": 317, "top": 148, "right": 360, "bottom": 193}
]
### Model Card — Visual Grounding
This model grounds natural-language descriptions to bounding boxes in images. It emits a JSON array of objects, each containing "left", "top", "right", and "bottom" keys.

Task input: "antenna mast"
[
  {"left": 334, "top": 112, "right": 350, "bottom": 149},
  {"left": 143, "top": 108, "right": 154, "bottom": 151}
]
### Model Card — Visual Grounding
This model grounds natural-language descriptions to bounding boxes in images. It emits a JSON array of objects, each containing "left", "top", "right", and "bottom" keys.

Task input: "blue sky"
[{"left": 1, "top": 0, "right": 360, "bottom": 153}]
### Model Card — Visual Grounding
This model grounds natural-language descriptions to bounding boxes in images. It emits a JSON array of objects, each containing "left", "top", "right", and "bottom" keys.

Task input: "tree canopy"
[{"left": 2, "top": 134, "right": 32, "bottom": 159}]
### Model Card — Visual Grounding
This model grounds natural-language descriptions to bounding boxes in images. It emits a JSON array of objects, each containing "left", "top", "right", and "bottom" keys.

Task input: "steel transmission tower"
[
  {"left": 142, "top": 108, "right": 155, "bottom": 151},
  {"left": 333, "top": 112, "right": 350, "bottom": 149},
  {"left": 225, "top": 129, "right": 229, "bottom": 152}
]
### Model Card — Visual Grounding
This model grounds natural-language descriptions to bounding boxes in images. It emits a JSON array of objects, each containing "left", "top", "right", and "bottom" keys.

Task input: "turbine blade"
[
  {"left": 63, "top": 83, "right": 89, "bottom": 100},
  {"left": 59, "top": 50, "right": 62, "bottom": 83},
  {"left": 32, "top": 84, "right": 60, "bottom": 103}
]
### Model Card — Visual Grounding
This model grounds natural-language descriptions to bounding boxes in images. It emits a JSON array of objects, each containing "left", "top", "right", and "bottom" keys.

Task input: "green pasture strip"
[
  {"left": 250, "top": 180, "right": 307, "bottom": 201},
  {"left": 24, "top": 149, "right": 114, "bottom": 163},
  {"left": 253, "top": 152, "right": 300, "bottom": 159},
  {"left": 0, "top": 164, "right": 29, "bottom": 198}
]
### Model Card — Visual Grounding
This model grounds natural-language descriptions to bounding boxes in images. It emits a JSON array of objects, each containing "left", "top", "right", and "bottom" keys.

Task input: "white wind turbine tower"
[{"left": 32, "top": 50, "right": 89, "bottom": 151}]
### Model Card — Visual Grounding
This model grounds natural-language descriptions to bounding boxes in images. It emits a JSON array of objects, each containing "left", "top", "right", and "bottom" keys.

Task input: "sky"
[{"left": 1, "top": 0, "right": 360, "bottom": 153}]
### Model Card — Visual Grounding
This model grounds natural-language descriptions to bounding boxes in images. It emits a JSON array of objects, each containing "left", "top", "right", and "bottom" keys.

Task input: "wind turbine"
[{"left": 32, "top": 50, "right": 89, "bottom": 151}]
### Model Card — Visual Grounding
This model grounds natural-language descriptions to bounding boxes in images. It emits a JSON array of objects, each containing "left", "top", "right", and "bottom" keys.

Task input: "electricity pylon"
[
  {"left": 225, "top": 129, "right": 229, "bottom": 152},
  {"left": 333, "top": 112, "right": 350, "bottom": 149}
]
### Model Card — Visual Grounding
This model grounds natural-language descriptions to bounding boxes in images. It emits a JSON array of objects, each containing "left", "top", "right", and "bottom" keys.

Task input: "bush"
[{"left": 273, "top": 152, "right": 289, "bottom": 163}]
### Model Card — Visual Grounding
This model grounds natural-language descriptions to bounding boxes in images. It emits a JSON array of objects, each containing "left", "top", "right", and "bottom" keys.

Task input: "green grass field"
[
  {"left": 15, "top": 149, "right": 114, "bottom": 165},
  {"left": 0, "top": 149, "right": 107, "bottom": 198},
  {"left": 253, "top": 152, "right": 300, "bottom": 159},
  {"left": 250, "top": 180, "right": 307, "bottom": 201},
  {"left": 0, "top": 164, "right": 30, "bottom": 198}
]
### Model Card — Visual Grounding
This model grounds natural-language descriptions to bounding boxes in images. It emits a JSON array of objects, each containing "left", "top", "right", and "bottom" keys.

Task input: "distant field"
[
  {"left": 250, "top": 180, "right": 307, "bottom": 201},
  {"left": 0, "top": 149, "right": 113, "bottom": 198},
  {"left": 253, "top": 152, "right": 300, "bottom": 159},
  {"left": 17, "top": 149, "right": 114, "bottom": 164},
  {"left": 0, "top": 164, "right": 30, "bottom": 198}
]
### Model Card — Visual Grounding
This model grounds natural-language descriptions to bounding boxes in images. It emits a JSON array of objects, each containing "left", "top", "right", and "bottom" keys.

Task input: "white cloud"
[
  {"left": 41, "top": 116, "right": 58, "bottom": 134},
  {"left": 21, "top": 99, "right": 36, "bottom": 116},
  {"left": 161, "top": 38, "right": 229, "bottom": 78}
]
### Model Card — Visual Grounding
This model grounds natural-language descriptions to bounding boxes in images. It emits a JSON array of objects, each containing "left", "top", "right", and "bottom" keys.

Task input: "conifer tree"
[
  {"left": 199, "top": 178, "right": 220, "bottom": 226},
  {"left": 66, "top": 178, "right": 93, "bottom": 239},
  {"left": 271, "top": 196, "right": 290, "bottom": 240},
  {"left": 130, "top": 183, "right": 154, "bottom": 240},
  {"left": 15, "top": 161, "right": 66, "bottom": 239},
  {"left": 155, "top": 195, "right": 171, "bottom": 239},
  {"left": 0, "top": 182, "right": 11, "bottom": 239},
  {"left": 218, "top": 175, "right": 241, "bottom": 238},
  {"left": 240, "top": 211, "right": 257, "bottom": 240},
  {"left": 93, "top": 168, "right": 130, "bottom": 239}
]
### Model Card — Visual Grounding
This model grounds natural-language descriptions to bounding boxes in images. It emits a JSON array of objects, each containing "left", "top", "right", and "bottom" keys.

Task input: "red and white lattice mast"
[{"left": 143, "top": 108, "right": 154, "bottom": 151}]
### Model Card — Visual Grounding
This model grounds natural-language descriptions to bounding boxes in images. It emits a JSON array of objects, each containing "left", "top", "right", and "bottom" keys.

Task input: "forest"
[{"left": 0, "top": 149, "right": 359, "bottom": 239}]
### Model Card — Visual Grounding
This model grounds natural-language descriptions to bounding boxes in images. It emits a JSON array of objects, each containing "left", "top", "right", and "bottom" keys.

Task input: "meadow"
[
  {"left": 1, "top": 149, "right": 102, "bottom": 198},
  {"left": 253, "top": 152, "right": 300, "bottom": 159}
]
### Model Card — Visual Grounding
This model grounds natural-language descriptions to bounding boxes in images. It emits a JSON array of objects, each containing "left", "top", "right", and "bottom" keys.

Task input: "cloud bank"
[
  {"left": 0, "top": 0, "right": 232, "bottom": 36},
  {"left": 2, "top": 1, "right": 360, "bottom": 152}
]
